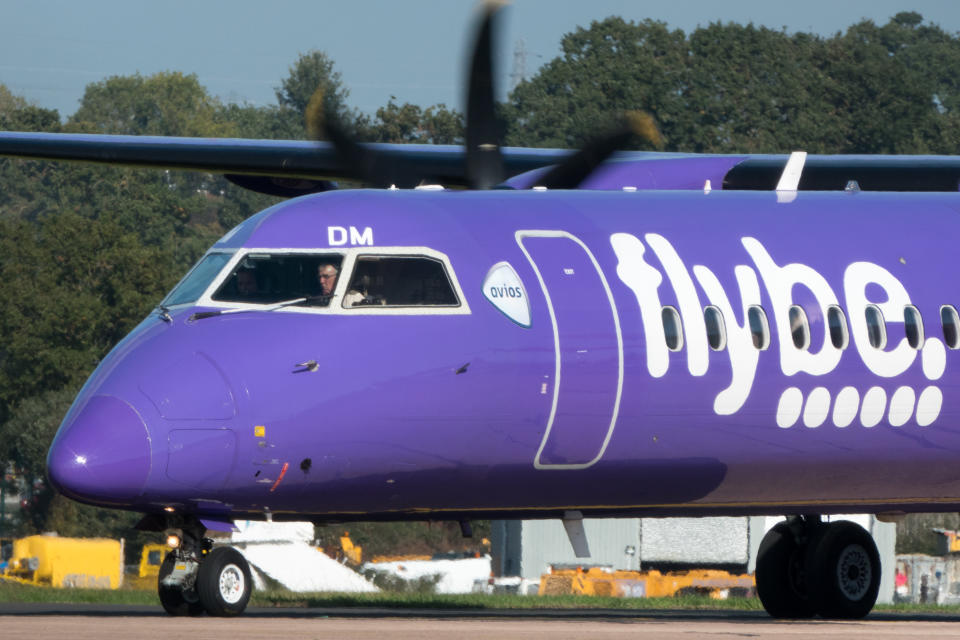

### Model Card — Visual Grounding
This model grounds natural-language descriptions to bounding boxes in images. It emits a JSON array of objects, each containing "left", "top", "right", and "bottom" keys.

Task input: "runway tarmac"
[{"left": 3, "top": 604, "right": 960, "bottom": 639}]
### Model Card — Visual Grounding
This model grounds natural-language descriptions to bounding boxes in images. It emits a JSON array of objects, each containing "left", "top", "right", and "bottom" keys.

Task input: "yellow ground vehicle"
[
  {"left": 138, "top": 543, "right": 168, "bottom": 578},
  {"left": 0, "top": 535, "right": 122, "bottom": 589},
  {"left": 539, "top": 566, "right": 754, "bottom": 599}
]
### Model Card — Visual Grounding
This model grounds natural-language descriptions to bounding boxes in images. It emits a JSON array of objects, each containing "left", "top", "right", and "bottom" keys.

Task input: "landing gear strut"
[
  {"left": 157, "top": 516, "right": 252, "bottom": 617},
  {"left": 756, "top": 516, "right": 880, "bottom": 619}
]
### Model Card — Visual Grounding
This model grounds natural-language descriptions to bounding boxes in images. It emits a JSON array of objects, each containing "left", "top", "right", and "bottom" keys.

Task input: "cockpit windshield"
[
  {"left": 213, "top": 253, "right": 344, "bottom": 307},
  {"left": 161, "top": 252, "right": 233, "bottom": 307}
]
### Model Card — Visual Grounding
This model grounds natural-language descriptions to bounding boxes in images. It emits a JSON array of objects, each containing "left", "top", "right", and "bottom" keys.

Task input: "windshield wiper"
[
  {"left": 189, "top": 297, "right": 308, "bottom": 322},
  {"left": 158, "top": 305, "right": 172, "bottom": 323}
]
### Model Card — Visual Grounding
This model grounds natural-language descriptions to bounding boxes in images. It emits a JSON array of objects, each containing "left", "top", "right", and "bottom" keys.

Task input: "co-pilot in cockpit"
[{"left": 340, "top": 255, "right": 458, "bottom": 307}]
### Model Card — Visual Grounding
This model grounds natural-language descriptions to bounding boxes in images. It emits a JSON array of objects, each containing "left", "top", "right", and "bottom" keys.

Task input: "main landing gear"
[
  {"left": 755, "top": 515, "right": 881, "bottom": 619},
  {"left": 157, "top": 518, "right": 252, "bottom": 617}
]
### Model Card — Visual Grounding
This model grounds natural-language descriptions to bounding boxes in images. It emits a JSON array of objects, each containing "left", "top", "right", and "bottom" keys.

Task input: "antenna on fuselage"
[
  {"left": 775, "top": 151, "right": 806, "bottom": 203},
  {"left": 776, "top": 151, "right": 807, "bottom": 191}
]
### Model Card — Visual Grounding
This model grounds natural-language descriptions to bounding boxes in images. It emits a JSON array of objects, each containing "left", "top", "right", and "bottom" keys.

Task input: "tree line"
[{"left": 0, "top": 12, "right": 956, "bottom": 549}]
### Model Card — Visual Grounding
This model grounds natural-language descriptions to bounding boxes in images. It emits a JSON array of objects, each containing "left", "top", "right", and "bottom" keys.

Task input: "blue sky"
[{"left": 2, "top": 0, "right": 959, "bottom": 118}]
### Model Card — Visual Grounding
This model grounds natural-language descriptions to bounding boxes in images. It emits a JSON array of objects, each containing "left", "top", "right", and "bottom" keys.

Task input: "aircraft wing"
[
  {"left": 0, "top": 131, "right": 573, "bottom": 195},
  {"left": 4, "top": 131, "right": 960, "bottom": 195}
]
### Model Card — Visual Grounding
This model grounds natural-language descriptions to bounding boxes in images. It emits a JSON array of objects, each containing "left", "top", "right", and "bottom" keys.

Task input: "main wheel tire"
[
  {"left": 158, "top": 551, "right": 204, "bottom": 616},
  {"left": 805, "top": 520, "right": 880, "bottom": 619},
  {"left": 755, "top": 522, "right": 816, "bottom": 618},
  {"left": 196, "top": 547, "right": 252, "bottom": 617}
]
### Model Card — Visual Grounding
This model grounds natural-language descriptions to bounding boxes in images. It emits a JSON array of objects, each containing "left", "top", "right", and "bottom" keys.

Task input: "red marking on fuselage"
[{"left": 269, "top": 462, "right": 289, "bottom": 492}]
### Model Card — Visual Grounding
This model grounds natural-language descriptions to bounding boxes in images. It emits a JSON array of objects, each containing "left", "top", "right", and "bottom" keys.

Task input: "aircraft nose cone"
[{"left": 47, "top": 395, "right": 151, "bottom": 504}]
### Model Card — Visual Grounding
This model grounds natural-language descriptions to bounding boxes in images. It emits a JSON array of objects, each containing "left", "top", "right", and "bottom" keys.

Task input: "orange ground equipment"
[{"left": 539, "top": 565, "right": 755, "bottom": 599}]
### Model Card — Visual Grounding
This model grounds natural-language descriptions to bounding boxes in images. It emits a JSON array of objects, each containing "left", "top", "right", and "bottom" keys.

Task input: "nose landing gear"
[
  {"left": 756, "top": 516, "right": 881, "bottom": 619},
  {"left": 156, "top": 517, "right": 253, "bottom": 617},
  {"left": 158, "top": 549, "right": 204, "bottom": 616}
]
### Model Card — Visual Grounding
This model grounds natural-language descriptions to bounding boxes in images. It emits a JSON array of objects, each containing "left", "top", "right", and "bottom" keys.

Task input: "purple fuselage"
[{"left": 46, "top": 188, "right": 960, "bottom": 523}]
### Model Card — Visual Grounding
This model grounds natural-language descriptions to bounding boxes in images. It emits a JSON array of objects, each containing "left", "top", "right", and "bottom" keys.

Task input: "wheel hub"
[
  {"left": 836, "top": 544, "right": 871, "bottom": 601},
  {"left": 218, "top": 563, "right": 246, "bottom": 604}
]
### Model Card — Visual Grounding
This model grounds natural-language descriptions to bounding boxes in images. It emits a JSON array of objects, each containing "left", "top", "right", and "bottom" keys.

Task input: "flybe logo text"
[{"left": 610, "top": 233, "right": 944, "bottom": 426}]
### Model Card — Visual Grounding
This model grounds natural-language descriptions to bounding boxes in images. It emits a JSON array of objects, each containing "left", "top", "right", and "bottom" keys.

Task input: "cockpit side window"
[
  {"left": 342, "top": 256, "right": 459, "bottom": 308},
  {"left": 212, "top": 254, "right": 344, "bottom": 307},
  {"left": 162, "top": 252, "right": 233, "bottom": 307}
]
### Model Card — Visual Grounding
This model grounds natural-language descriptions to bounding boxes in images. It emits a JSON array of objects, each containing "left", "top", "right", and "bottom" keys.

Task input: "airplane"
[{"left": 1, "top": 2, "right": 959, "bottom": 622}]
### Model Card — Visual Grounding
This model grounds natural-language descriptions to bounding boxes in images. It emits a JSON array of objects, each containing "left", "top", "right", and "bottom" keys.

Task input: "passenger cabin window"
[
  {"left": 661, "top": 306, "right": 683, "bottom": 351},
  {"left": 942, "top": 305, "right": 960, "bottom": 349},
  {"left": 747, "top": 305, "right": 770, "bottom": 350},
  {"left": 788, "top": 305, "right": 810, "bottom": 351},
  {"left": 827, "top": 305, "right": 849, "bottom": 350},
  {"left": 212, "top": 254, "right": 344, "bottom": 307},
  {"left": 904, "top": 305, "right": 924, "bottom": 350},
  {"left": 342, "top": 256, "right": 459, "bottom": 308},
  {"left": 704, "top": 306, "right": 726, "bottom": 351},
  {"left": 865, "top": 305, "right": 887, "bottom": 349},
  {"left": 163, "top": 252, "right": 232, "bottom": 307}
]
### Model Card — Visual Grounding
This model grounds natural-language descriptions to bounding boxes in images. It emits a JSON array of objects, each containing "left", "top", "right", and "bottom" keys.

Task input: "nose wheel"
[
  {"left": 196, "top": 547, "right": 253, "bottom": 616},
  {"left": 156, "top": 517, "right": 253, "bottom": 617},
  {"left": 756, "top": 517, "right": 880, "bottom": 619}
]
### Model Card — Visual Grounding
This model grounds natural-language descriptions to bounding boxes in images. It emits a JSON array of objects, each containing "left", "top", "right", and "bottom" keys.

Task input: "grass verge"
[
  {"left": 252, "top": 590, "right": 764, "bottom": 611},
  {"left": 2, "top": 579, "right": 960, "bottom": 616},
  {"left": 0, "top": 579, "right": 760, "bottom": 609},
  {"left": 0, "top": 579, "right": 159, "bottom": 605}
]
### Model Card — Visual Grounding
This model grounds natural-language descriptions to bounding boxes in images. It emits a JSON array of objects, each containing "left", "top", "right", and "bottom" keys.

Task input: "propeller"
[
  {"left": 534, "top": 112, "right": 664, "bottom": 189},
  {"left": 305, "top": 90, "right": 413, "bottom": 188},
  {"left": 310, "top": 1, "right": 661, "bottom": 191},
  {"left": 464, "top": 1, "right": 505, "bottom": 189}
]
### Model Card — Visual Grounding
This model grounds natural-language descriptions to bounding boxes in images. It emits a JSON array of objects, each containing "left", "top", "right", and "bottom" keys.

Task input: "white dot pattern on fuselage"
[
  {"left": 860, "top": 387, "right": 886, "bottom": 428},
  {"left": 888, "top": 386, "right": 916, "bottom": 427},
  {"left": 832, "top": 387, "right": 859, "bottom": 428},
  {"left": 803, "top": 387, "right": 830, "bottom": 428},
  {"left": 777, "top": 387, "right": 803, "bottom": 428},
  {"left": 916, "top": 386, "right": 943, "bottom": 427}
]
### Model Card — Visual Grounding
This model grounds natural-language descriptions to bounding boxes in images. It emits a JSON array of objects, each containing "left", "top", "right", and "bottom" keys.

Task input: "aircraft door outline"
[{"left": 516, "top": 230, "right": 624, "bottom": 470}]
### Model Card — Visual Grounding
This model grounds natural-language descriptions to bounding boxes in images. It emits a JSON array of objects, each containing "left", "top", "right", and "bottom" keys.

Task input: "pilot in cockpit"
[
  {"left": 341, "top": 261, "right": 386, "bottom": 307},
  {"left": 310, "top": 263, "right": 340, "bottom": 306},
  {"left": 236, "top": 269, "right": 259, "bottom": 298}
]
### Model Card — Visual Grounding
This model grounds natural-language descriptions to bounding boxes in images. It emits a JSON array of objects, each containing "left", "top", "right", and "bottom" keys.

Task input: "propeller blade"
[
  {"left": 535, "top": 112, "right": 664, "bottom": 189},
  {"left": 465, "top": 1, "right": 506, "bottom": 190},
  {"left": 300, "top": 2, "right": 512, "bottom": 191},
  {"left": 306, "top": 89, "right": 399, "bottom": 188}
]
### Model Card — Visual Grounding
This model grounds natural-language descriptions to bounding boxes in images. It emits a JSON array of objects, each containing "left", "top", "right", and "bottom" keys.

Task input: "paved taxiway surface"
[{"left": 3, "top": 604, "right": 960, "bottom": 639}]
